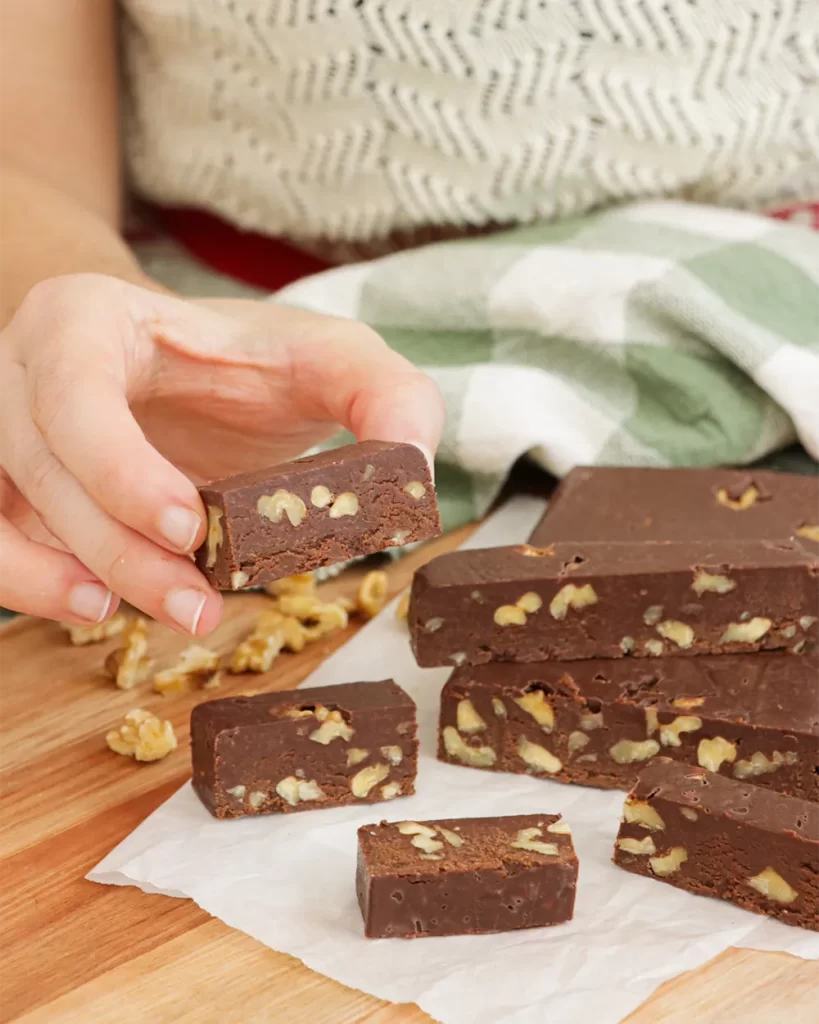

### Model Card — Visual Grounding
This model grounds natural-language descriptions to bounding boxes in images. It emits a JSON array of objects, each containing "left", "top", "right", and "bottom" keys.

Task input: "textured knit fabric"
[
  {"left": 268, "top": 200, "right": 819, "bottom": 531},
  {"left": 120, "top": 0, "right": 819, "bottom": 248}
]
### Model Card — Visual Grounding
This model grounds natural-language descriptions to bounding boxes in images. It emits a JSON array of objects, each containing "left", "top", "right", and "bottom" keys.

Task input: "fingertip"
[{"left": 158, "top": 505, "right": 205, "bottom": 554}]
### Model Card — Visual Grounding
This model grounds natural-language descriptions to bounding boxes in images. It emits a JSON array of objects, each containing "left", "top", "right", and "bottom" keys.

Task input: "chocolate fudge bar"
[
  {"left": 613, "top": 759, "right": 819, "bottom": 931},
  {"left": 195, "top": 441, "right": 440, "bottom": 589},
  {"left": 191, "top": 680, "right": 417, "bottom": 818},
  {"left": 356, "top": 814, "right": 577, "bottom": 938},
  {"left": 409, "top": 540, "right": 818, "bottom": 666},
  {"left": 438, "top": 654, "right": 819, "bottom": 799},
  {"left": 529, "top": 467, "right": 819, "bottom": 546}
]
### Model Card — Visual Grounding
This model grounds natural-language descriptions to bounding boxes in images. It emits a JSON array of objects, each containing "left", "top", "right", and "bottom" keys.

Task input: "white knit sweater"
[{"left": 121, "top": 0, "right": 819, "bottom": 245}]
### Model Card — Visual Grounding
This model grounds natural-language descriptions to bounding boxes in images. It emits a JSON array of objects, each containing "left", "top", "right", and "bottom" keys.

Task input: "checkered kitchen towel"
[{"left": 274, "top": 201, "right": 819, "bottom": 532}]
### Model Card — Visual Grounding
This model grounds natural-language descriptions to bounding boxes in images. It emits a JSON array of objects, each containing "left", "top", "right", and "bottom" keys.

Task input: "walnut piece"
[
  {"left": 380, "top": 744, "right": 403, "bottom": 766},
  {"left": 404, "top": 481, "right": 426, "bottom": 499},
  {"left": 154, "top": 644, "right": 220, "bottom": 695},
  {"left": 579, "top": 709, "right": 605, "bottom": 731},
  {"left": 275, "top": 776, "right": 325, "bottom": 806},
  {"left": 697, "top": 736, "right": 738, "bottom": 772},
  {"left": 264, "top": 573, "right": 316, "bottom": 597},
  {"left": 516, "top": 591, "right": 543, "bottom": 613},
  {"left": 720, "top": 617, "right": 772, "bottom": 644},
  {"left": 350, "top": 762, "right": 390, "bottom": 797},
  {"left": 395, "top": 592, "right": 410, "bottom": 622},
  {"left": 747, "top": 867, "right": 798, "bottom": 904},
  {"left": 733, "top": 749, "right": 797, "bottom": 779},
  {"left": 645, "top": 708, "right": 659, "bottom": 736},
  {"left": 392, "top": 529, "right": 411, "bottom": 546},
  {"left": 659, "top": 715, "right": 703, "bottom": 747},
  {"left": 799, "top": 615, "right": 816, "bottom": 631},
  {"left": 257, "top": 490, "right": 307, "bottom": 527},
  {"left": 672, "top": 696, "right": 705, "bottom": 710},
  {"left": 309, "top": 706, "right": 354, "bottom": 745},
  {"left": 549, "top": 583, "right": 598, "bottom": 620},
  {"left": 644, "top": 639, "right": 664, "bottom": 656},
  {"left": 310, "top": 485, "right": 333, "bottom": 508},
  {"left": 357, "top": 570, "right": 388, "bottom": 619},
  {"left": 617, "top": 836, "right": 656, "bottom": 856},
  {"left": 63, "top": 612, "right": 127, "bottom": 646},
  {"left": 692, "top": 570, "right": 736, "bottom": 596},
  {"left": 514, "top": 689, "right": 554, "bottom": 732},
  {"left": 424, "top": 616, "right": 444, "bottom": 632},
  {"left": 491, "top": 697, "right": 507, "bottom": 717},
  {"left": 796, "top": 524, "right": 819, "bottom": 542},
  {"left": 680, "top": 807, "right": 698, "bottom": 822},
  {"left": 397, "top": 821, "right": 437, "bottom": 837},
  {"left": 205, "top": 505, "right": 224, "bottom": 567},
  {"left": 622, "top": 799, "right": 665, "bottom": 831},
  {"left": 230, "top": 627, "right": 285, "bottom": 673},
  {"left": 396, "top": 821, "right": 444, "bottom": 856},
  {"left": 442, "top": 726, "right": 496, "bottom": 767},
  {"left": 494, "top": 604, "right": 527, "bottom": 626},
  {"left": 439, "top": 826, "right": 464, "bottom": 848},
  {"left": 518, "top": 544, "right": 555, "bottom": 557},
  {"left": 649, "top": 846, "right": 688, "bottom": 876},
  {"left": 230, "top": 571, "right": 249, "bottom": 590},
  {"left": 547, "top": 821, "right": 572, "bottom": 834},
  {"left": 456, "top": 698, "right": 487, "bottom": 734},
  {"left": 609, "top": 738, "right": 660, "bottom": 764},
  {"left": 643, "top": 605, "right": 664, "bottom": 626},
  {"left": 347, "top": 747, "right": 369, "bottom": 766},
  {"left": 567, "top": 730, "right": 589, "bottom": 755},
  {"left": 328, "top": 491, "right": 359, "bottom": 518},
  {"left": 517, "top": 736, "right": 562, "bottom": 774},
  {"left": 106, "top": 709, "right": 177, "bottom": 762},
  {"left": 716, "top": 484, "right": 758, "bottom": 510},
  {"left": 381, "top": 781, "right": 402, "bottom": 800},
  {"left": 248, "top": 791, "right": 266, "bottom": 809},
  {"left": 656, "top": 620, "right": 695, "bottom": 649},
  {"left": 105, "top": 617, "right": 152, "bottom": 690},
  {"left": 620, "top": 635, "right": 635, "bottom": 654},
  {"left": 511, "top": 827, "right": 559, "bottom": 856}
]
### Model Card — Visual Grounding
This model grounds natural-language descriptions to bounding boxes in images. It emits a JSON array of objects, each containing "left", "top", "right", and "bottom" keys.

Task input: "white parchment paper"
[{"left": 89, "top": 498, "right": 819, "bottom": 1024}]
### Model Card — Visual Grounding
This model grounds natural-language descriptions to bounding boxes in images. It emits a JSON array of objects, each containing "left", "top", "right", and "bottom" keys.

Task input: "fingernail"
[
  {"left": 159, "top": 506, "right": 201, "bottom": 552},
  {"left": 164, "top": 587, "right": 207, "bottom": 634},
  {"left": 409, "top": 442, "right": 436, "bottom": 483},
  {"left": 68, "top": 582, "right": 114, "bottom": 623}
]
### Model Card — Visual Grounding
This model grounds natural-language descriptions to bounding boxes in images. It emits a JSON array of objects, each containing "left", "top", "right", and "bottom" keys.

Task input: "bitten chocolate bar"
[
  {"left": 529, "top": 467, "right": 819, "bottom": 546},
  {"left": 613, "top": 759, "right": 818, "bottom": 931},
  {"left": 356, "top": 814, "right": 577, "bottom": 939},
  {"left": 437, "top": 654, "right": 819, "bottom": 800},
  {"left": 191, "top": 681, "right": 417, "bottom": 818},
  {"left": 195, "top": 441, "right": 440, "bottom": 589},
  {"left": 409, "top": 540, "right": 818, "bottom": 666}
]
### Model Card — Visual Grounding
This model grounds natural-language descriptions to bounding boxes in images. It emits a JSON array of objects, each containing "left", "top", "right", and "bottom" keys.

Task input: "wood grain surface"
[{"left": 1, "top": 528, "right": 816, "bottom": 1024}]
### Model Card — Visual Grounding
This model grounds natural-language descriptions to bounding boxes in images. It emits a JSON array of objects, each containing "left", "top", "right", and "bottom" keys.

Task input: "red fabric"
[
  {"left": 152, "top": 206, "right": 332, "bottom": 292},
  {"left": 146, "top": 201, "right": 819, "bottom": 293}
]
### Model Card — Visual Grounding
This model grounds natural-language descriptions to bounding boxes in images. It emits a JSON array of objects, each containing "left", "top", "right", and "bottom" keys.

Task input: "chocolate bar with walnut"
[
  {"left": 191, "top": 681, "right": 417, "bottom": 819},
  {"left": 529, "top": 467, "right": 819, "bottom": 546},
  {"left": 195, "top": 440, "right": 440, "bottom": 590},
  {"left": 613, "top": 759, "right": 818, "bottom": 931},
  {"left": 437, "top": 654, "right": 819, "bottom": 800},
  {"left": 356, "top": 814, "right": 577, "bottom": 939},
  {"left": 409, "top": 540, "right": 818, "bottom": 666}
]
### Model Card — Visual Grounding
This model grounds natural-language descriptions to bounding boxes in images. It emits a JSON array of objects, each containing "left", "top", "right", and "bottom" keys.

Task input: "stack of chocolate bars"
[{"left": 410, "top": 467, "right": 819, "bottom": 929}]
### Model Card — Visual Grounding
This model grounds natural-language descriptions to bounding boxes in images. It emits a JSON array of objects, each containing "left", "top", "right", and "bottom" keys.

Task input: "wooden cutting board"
[{"left": 1, "top": 527, "right": 816, "bottom": 1024}]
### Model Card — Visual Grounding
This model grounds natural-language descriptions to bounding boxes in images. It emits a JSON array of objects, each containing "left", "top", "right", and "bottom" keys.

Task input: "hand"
[{"left": 0, "top": 273, "right": 443, "bottom": 633}]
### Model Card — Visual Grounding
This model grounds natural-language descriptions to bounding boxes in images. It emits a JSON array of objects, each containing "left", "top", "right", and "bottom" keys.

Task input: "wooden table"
[{"left": 2, "top": 529, "right": 816, "bottom": 1024}]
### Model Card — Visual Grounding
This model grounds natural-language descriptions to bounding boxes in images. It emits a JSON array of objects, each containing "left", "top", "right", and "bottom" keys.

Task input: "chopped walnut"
[
  {"left": 516, "top": 591, "right": 543, "bottom": 614},
  {"left": 347, "top": 747, "right": 369, "bottom": 766},
  {"left": 105, "top": 617, "right": 152, "bottom": 690},
  {"left": 733, "top": 749, "right": 797, "bottom": 779},
  {"left": 357, "top": 570, "right": 388, "bottom": 619},
  {"left": 275, "top": 776, "right": 325, "bottom": 806},
  {"left": 310, "top": 485, "right": 334, "bottom": 508},
  {"left": 514, "top": 689, "right": 554, "bottom": 732},
  {"left": 692, "top": 570, "right": 736, "bottom": 596},
  {"left": 645, "top": 708, "right": 659, "bottom": 737},
  {"left": 205, "top": 505, "right": 224, "bottom": 567},
  {"left": 328, "top": 491, "right": 359, "bottom": 518},
  {"left": 549, "top": 583, "right": 598, "bottom": 621},
  {"left": 617, "top": 836, "right": 656, "bottom": 856},
  {"left": 230, "top": 571, "right": 249, "bottom": 590},
  {"left": 381, "top": 781, "right": 402, "bottom": 800},
  {"left": 63, "top": 613, "right": 127, "bottom": 646},
  {"left": 644, "top": 639, "right": 664, "bottom": 656},
  {"left": 620, "top": 635, "right": 635, "bottom": 654},
  {"left": 380, "top": 744, "right": 403, "bottom": 766},
  {"left": 659, "top": 715, "right": 703, "bottom": 747},
  {"left": 442, "top": 726, "right": 496, "bottom": 767},
  {"left": 309, "top": 706, "right": 354, "bottom": 745},
  {"left": 672, "top": 696, "right": 705, "bottom": 710},
  {"left": 609, "top": 738, "right": 660, "bottom": 764},
  {"left": 622, "top": 799, "right": 665, "bottom": 831},
  {"left": 656, "top": 620, "right": 695, "bottom": 649},
  {"left": 456, "top": 698, "right": 487, "bottom": 734},
  {"left": 264, "top": 573, "right": 316, "bottom": 598},
  {"left": 106, "top": 709, "right": 177, "bottom": 762},
  {"left": 716, "top": 485, "right": 758, "bottom": 510},
  {"left": 796, "top": 524, "right": 819, "bottom": 542},
  {"left": 720, "top": 617, "right": 772, "bottom": 644},
  {"left": 517, "top": 544, "right": 555, "bottom": 557},
  {"left": 643, "top": 605, "right": 664, "bottom": 626},
  {"left": 230, "top": 625, "right": 285, "bottom": 673},
  {"left": 493, "top": 604, "right": 527, "bottom": 627},
  {"left": 697, "top": 735, "right": 737, "bottom": 772},
  {"left": 154, "top": 645, "right": 221, "bottom": 695},
  {"left": 257, "top": 490, "right": 307, "bottom": 527},
  {"left": 547, "top": 821, "right": 572, "bottom": 835},
  {"left": 579, "top": 708, "right": 605, "bottom": 731},
  {"left": 439, "top": 827, "right": 464, "bottom": 848},
  {"left": 747, "top": 867, "right": 798, "bottom": 904},
  {"left": 350, "top": 762, "right": 390, "bottom": 797},
  {"left": 511, "top": 827, "right": 559, "bottom": 856},
  {"left": 403, "top": 481, "right": 426, "bottom": 499},
  {"left": 649, "top": 846, "right": 688, "bottom": 876},
  {"left": 491, "top": 697, "right": 507, "bottom": 717},
  {"left": 567, "top": 731, "right": 589, "bottom": 755},
  {"left": 517, "top": 736, "right": 562, "bottom": 774}
]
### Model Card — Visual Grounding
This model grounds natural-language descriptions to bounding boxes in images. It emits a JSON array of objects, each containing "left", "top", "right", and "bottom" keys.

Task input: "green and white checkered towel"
[{"left": 276, "top": 201, "right": 819, "bottom": 532}]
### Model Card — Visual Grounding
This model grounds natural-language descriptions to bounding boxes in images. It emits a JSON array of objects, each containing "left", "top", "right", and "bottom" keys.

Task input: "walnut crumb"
[
  {"left": 106, "top": 709, "right": 177, "bottom": 762},
  {"left": 63, "top": 613, "right": 127, "bottom": 646}
]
